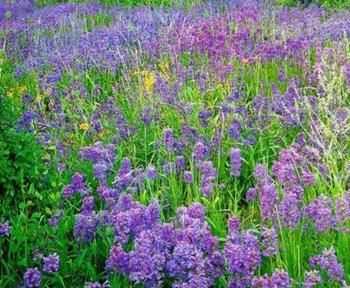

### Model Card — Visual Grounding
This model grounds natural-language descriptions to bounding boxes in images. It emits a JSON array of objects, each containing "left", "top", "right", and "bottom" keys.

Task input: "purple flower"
[
  {"left": 81, "top": 196, "right": 95, "bottom": 215},
  {"left": 260, "top": 227, "right": 278, "bottom": 257},
  {"left": 163, "top": 128, "right": 176, "bottom": 152},
  {"left": 80, "top": 142, "right": 115, "bottom": 166},
  {"left": 42, "top": 253, "right": 60, "bottom": 273},
  {"left": 0, "top": 221, "right": 10, "bottom": 237},
  {"left": 74, "top": 212, "right": 98, "bottom": 243},
  {"left": 270, "top": 269, "right": 291, "bottom": 287},
  {"left": 85, "top": 282, "right": 102, "bottom": 288},
  {"left": 145, "top": 165, "right": 158, "bottom": 180},
  {"left": 199, "top": 109, "right": 212, "bottom": 127},
  {"left": 309, "top": 247, "right": 344, "bottom": 282},
  {"left": 259, "top": 183, "right": 277, "bottom": 221},
  {"left": 193, "top": 141, "right": 209, "bottom": 162},
  {"left": 335, "top": 192, "right": 350, "bottom": 226},
  {"left": 175, "top": 156, "right": 186, "bottom": 171},
  {"left": 48, "top": 210, "right": 63, "bottom": 227},
  {"left": 246, "top": 188, "right": 257, "bottom": 201},
  {"left": 228, "top": 120, "right": 241, "bottom": 140},
  {"left": 199, "top": 161, "right": 217, "bottom": 197},
  {"left": 63, "top": 172, "right": 89, "bottom": 198},
  {"left": 84, "top": 281, "right": 110, "bottom": 288},
  {"left": 254, "top": 164, "right": 270, "bottom": 181},
  {"left": 24, "top": 268, "right": 41, "bottom": 288},
  {"left": 303, "top": 270, "right": 321, "bottom": 288},
  {"left": 183, "top": 171, "right": 193, "bottom": 184},
  {"left": 230, "top": 148, "right": 241, "bottom": 177},
  {"left": 305, "top": 196, "right": 334, "bottom": 232},
  {"left": 225, "top": 230, "right": 261, "bottom": 280},
  {"left": 278, "top": 193, "right": 301, "bottom": 228},
  {"left": 106, "top": 245, "right": 130, "bottom": 274},
  {"left": 252, "top": 269, "right": 291, "bottom": 288}
]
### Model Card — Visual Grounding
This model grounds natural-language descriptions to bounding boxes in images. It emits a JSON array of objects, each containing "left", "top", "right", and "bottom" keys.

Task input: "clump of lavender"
[
  {"left": 199, "top": 161, "right": 217, "bottom": 197},
  {"left": 42, "top": 253, "right": 60, "bottom": 273},
  {"left": 73, "top": 212, "right": 99, "bottom": 243},
  {"left": 183, "top": 171, "right": 193, "bottom": 184},
  {"left": 225, "top": 217, "right": 261, "bottom": 286},
  {"left": 252, "top": 269, "right": 291, "bottom": 287},
  {"left": 63, "top": 172, "right": 89, "bottom": 198},
  {"left": 335, "top": 192, "right": 350, "bottom": 227},
  {"left": 260, "top": 226, "right": 278, "bottom": 257},
  {"left": 303, "top": 270, "right": 321, "bottom": 288},
  {"left": 109, "top": 195, "right": 160, "bottom": 244},
  {"left": 309, "top": 247, "right": 344, "bottom": 283},
  {"left": 23, "top": 268, "right": 41, "bottom": 288},
  {"left": 230, "top": 148, "right": 241, "bottom": 177},
  {"left": 163, "top": 128, "right": 176, "bottom": 152},
  {"left": 193, "top": 141, "right": 209, "bottom": 162},
  {"left": 250, "top": 164, "right": 278, "bottom": 221},
  {"left": 145, "top": 165, "right": 158, "bottom": 180},
  {"left": 278, "top": 192, "right": 302, "bottom": 228},
  {"left": 305, "top": 196, "right": 334, "bottom": 232},
  {"left": 80, "top": 142, "right": 115, "bottom": 185},
  {"left": 228, "top": 120, "right": 241, "bottom": 140},
  {"left": 0, "top": 221, "right": 10, "bottom": 237},
  {"left": 260, "top": 183, "right": 278, "bottom": 221},
  {"left": 106, "top": 201, "right": 223, "bottom": 288}
]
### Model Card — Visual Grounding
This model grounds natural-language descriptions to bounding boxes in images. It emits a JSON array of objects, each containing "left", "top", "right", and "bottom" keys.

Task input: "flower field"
[{"left": 1, "top": 0, "right": 350, "bottom": 287}]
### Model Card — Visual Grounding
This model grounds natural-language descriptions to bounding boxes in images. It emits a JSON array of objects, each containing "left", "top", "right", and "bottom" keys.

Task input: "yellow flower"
[
  {"left": 143, "top": 70, "right": 156, "bottom": 94},
  {"left": 17, "top": 86, "right": 27, "bottom": 95},
  {"left": 158, "top": 59, "right": 171, "bottom": 80},
  {"left": 79, "top": 122, "right": 90, "bottom": 131}
]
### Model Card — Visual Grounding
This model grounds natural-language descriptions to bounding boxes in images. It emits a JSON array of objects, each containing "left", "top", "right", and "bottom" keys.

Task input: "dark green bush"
[{"left": 0, "top": 55, "right": 46, "bottom": 207}]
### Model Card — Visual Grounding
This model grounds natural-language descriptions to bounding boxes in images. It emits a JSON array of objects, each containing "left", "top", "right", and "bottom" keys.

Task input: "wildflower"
[
  {"left": 259, "top": 183, "right": 277, "bottom": 221},
  {"left": 183, "top": 171, "right": 193, "bottom": 184},
  {"left": 74, "top": 212, "right": 98, "bottom": 243},
  {"left": 309, "top": 247, "right": 344, "bottom": 282},
  {"left": 228, "top": 120, "right": 241, "bottom": 140},
  {"left": 79, "top": 122, "right": 90, "bottom": 131},
  {"left": 142, "top": 70, "right": 156, "bottom": 94},
  {"left": 0, "top": 221, "right": 10, "bottom": 237},
  {"left": 230, "top": 148, "right": 241, "bottom": 177},
  {"left": 305, "top": 196, "right": 334, "bottom": 232},
  {"left": 193, "top": 141, "right": 209, "bottom": 162},
  {"left": 145, "top": 165, "right": 158, "bottom": 180},
  {"left": 163, "top": 128, "right": 175, "bottom": 152},
  {"left": 24, "top": 268, "right": 41, "bottom": 288},
  {"left": 260, "top": 227, "right": 278, "bottom": 257},
  {"left": 303, "top": 270, "right": 321, "bottom": 288},
  {"left": 43, "top": 253, "right": 60, "bottom": 273}
]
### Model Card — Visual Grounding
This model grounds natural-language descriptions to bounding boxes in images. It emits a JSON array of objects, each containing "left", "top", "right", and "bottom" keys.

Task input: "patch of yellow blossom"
[{"left": 79, "top": 122, "right": 90, "bottom": 131}]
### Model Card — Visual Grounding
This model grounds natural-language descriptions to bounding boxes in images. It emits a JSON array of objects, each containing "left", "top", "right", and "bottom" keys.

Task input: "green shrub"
[{"left": 0, "top": 54, "right": 46, "bottom": 208}]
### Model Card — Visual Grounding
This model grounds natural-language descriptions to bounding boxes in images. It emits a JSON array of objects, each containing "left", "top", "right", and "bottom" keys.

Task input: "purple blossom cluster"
[
  {"left": 42, "top": 253, "right": 60, "bottom": 273},
  {"left": 230, "top": 148, "right": 241, "bottom": 177},
  {"left": 106, "top": 201, "right": 224, "bottom": 288},
  {"left": 62, "top": 172, "right": 89, "bottom": 198},
  {"left": 224, "top": 218, "right": 261, "bottom": 287},
  {"left": 0, "top": 221, "right": 11, "bottom": 237},
  {"left": 250, "top": 164, "right": 277, "bottom": 221},
  {"left": 305, "top": 196, "right": 334, "bottom": 232},
  {"left": 80, "top": 142, "right": 115, "bottom": 185},
  {"left": 309, "top": 247, "right": 344, "bottom": 283},
  {"left": 23, "top": 268, "right": 41, "bottom": 288},
  {"left": 251, "top": 269, "right": 291, "bottom": 288},
  {"left": 5, "top": 0, "right": 350, "bottom": 287}
]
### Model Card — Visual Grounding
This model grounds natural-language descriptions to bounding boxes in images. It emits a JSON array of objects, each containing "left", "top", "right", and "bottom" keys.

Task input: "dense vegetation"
[{"left": 1, "top": 0, "right": 350, "bottom": 287}]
